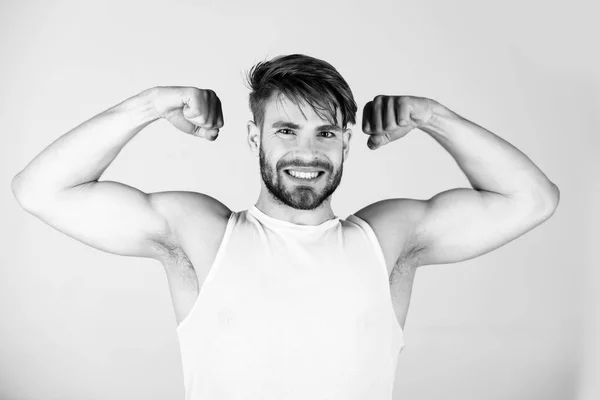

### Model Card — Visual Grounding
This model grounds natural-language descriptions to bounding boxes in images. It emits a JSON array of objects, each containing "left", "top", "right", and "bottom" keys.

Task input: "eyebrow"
[{"left": 271, "top": 120, "right": 342, "bottom": 132}]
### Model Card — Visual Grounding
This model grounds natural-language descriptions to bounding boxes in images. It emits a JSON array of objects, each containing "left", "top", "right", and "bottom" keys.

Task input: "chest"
[{"left": 161, "top": 228, "right": 416, "bottom": 331}]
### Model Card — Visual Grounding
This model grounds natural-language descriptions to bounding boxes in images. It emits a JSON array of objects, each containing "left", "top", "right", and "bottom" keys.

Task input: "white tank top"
[{"left": 176, "top": 206, "right": 405, "bottom": 400}]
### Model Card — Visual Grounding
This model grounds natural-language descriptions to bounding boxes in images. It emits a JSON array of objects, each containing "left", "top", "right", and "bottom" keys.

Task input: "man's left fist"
[{"left": 362, "top": 95, "right": 437, "bottom": 150}]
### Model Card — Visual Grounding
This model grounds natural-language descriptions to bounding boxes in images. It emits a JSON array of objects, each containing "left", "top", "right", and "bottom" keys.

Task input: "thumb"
[
  {"left": 165, "top": 110, "right": 197, "bottom": 135},
  {"left": 367, "top": 134, "right": 389, "bottom": 150},
  {"left": 182, "top": 103, "right": 219, "bottom": 139},
  {"left": 201, "top": 128, "right": 220, "bottom": 141}
]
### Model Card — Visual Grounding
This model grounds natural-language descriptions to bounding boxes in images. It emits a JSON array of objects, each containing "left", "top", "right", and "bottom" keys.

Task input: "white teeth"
[{"left": 289, "top": 170, "right": 319, "bottom": 179}]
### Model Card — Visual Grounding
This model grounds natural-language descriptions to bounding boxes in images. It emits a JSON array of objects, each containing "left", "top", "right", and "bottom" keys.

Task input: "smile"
[{"left": 284, "top": 170, "right": 325, "bottom": 181}]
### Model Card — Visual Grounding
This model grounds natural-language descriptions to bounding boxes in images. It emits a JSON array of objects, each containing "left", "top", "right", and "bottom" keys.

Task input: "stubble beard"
[{"left": 259, "top": 145, "right": 343, "bottom": 211}]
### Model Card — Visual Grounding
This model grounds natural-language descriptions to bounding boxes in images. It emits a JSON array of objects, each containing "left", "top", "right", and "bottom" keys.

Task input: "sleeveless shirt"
[{"left": 176, "top": 206, "right": 405, "bottom": 400}]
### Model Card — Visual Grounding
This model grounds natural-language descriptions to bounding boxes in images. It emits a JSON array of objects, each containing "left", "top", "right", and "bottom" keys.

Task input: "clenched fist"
[
  {"left": 362, "top": 95, "right": 437, "bottom": 150},
  {"left": 152, "top": 86, "right": 224, "bottom": 141}
]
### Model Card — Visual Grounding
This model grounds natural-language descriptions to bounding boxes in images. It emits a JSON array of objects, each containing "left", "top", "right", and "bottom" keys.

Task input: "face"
[{"left": 250, "top": 92, "right": 351, "bottom": 211}]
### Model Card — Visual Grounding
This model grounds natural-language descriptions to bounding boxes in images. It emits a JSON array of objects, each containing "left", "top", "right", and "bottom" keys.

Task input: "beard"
[{"left": 259, "top": 145, "right": 343, "bottom": 211}]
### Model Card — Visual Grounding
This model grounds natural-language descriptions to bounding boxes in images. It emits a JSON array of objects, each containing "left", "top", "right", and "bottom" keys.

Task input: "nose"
[
  {"left": 296, "top": 133, "right": 317, "bottom": 150},
  {"left": 296, "top": 133, "right": 329, "bottom": 154},
  {"left": 291, "top": 137, "right": 321, "bottom": 162},
  {"left": 286, "top": 135, "right": 330, "bottom": 170}
]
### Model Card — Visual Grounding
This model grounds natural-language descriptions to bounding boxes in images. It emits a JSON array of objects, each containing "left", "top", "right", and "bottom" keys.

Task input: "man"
[{"left": 11, "top": 54, "right": 559, "bottom": 399}]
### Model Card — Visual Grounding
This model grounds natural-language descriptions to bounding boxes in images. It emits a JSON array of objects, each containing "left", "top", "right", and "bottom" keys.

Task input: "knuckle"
[{"left": 189, "top": 87, "right": 202, "bottom": 100}]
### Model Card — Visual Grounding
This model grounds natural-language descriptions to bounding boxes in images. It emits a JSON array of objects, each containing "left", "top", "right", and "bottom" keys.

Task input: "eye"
[
  {"left": 320, "top": 131, "right": 336, "bottom": 138},
  {"left": 277, "top": 129, "right": 294, "bottom": 135}
]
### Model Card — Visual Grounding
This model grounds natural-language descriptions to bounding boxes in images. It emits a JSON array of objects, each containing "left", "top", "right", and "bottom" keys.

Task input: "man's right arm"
[{"left": 10, "top": 86, "right": 226, "bottom": 260}]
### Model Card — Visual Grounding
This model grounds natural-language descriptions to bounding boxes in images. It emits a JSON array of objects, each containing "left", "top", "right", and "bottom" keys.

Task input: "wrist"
[
  {"left": 419, "top": 100, "right": 461, "bottom": 135},
  {"left": 149, "top": 85, "right": 195, "bottom": 120},
  {"left": 117, "top": 87, "right": 162, "bottom": 126}
]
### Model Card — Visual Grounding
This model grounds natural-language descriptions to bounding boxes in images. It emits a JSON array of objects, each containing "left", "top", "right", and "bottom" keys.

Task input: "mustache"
[{"left": 278, "top": 160, "right": 332, "bottom": 172}]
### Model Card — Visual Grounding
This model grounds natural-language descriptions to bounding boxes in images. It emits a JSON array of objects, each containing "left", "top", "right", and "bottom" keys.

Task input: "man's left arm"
[{"left": 359, "top": 95, "right": 560, "bottom": 267}]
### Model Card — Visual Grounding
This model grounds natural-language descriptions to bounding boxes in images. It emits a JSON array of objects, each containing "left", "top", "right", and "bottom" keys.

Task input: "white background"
[{"left": 1, "top": 0, "right": 597, "bottom": 399}]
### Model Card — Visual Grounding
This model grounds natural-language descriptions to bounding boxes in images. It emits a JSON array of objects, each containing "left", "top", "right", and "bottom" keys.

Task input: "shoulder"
[{"left": 352, "top": 198, "right": 428, "bottom": 270}]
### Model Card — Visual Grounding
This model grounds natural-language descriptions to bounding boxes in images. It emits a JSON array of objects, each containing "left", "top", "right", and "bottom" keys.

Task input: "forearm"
[
  {"left": 420, "top": 102, "right": 560, "bottom": 207},
  {"left": 12, "top": 87, "right": 160, "bottom": 200}
]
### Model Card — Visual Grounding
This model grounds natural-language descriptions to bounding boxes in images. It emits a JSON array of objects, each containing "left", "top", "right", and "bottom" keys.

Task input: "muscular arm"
[
  {"left": 11, "top": 86, "right": 226, "bottom": 260},
  {"left": 358, "top": 95, "right": 559, "bottom": 269}
]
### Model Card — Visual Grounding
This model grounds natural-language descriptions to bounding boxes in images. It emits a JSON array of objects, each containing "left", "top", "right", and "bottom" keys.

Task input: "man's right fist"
[{"left": 152, "top": 86, "right": 224, "bottom": 141}]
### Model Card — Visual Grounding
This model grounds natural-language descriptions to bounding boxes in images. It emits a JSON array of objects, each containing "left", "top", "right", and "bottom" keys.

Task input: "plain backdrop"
[{"left": 1, "top": 0, "right": 597, "bottom": 399}]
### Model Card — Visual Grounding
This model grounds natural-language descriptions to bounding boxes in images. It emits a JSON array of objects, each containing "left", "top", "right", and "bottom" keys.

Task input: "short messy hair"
[{"left": 244, "top": 54, "right": 357, "bottom": 131}]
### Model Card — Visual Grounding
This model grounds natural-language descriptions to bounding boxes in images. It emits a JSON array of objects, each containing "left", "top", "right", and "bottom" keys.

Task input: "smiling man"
[
  {"left": 255, "top": 96, "right": 346, "bottom": 217},
  {"left": 11, "top": 54, "right": 560, "bottom": 399}
]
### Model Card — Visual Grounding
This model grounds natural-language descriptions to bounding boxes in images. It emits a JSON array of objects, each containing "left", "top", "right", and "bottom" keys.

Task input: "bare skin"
[{"left": 11, "top": 85, "right": 559, "bottom": 333}]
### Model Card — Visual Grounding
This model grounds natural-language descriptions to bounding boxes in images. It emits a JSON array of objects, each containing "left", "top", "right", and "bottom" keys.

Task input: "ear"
[
  {"left": 342, "top": 128, "right": 352, "bottom": 162},
  {"left": 247, "top": 120, "right": 260, "bottom": 155}
]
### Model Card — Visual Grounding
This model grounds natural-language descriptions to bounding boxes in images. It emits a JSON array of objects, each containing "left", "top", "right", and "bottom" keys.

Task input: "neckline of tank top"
[{"left": 248, "top": 205, "right": 341, "bottom": 231}]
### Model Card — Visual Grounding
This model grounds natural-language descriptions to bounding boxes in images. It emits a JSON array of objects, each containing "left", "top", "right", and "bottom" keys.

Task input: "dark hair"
[{"left": 244, "top": 54, "right": 357, "bottom": 131}]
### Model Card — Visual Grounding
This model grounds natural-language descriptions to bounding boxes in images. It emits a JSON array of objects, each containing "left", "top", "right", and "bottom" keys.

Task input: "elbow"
[
  {"left": 11, "top": 173, "right": 25, "bottom": 200},
  {"left": 546, "top": 182, "right": 560, "bottom": 211},
  {"left": 11, "top": 173, "right": 30, "bottom": 209},
  {"left": 515, "top": 181, "right": 560, "bottom": 219},
  {"left": 537, "top": 182, "right": 560, "bottom": 218},
  {"left": 11, "top": 173, "right": 42, "bottom": 211}
]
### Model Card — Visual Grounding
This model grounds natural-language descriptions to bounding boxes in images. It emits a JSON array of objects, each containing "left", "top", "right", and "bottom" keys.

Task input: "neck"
[{"left": 255, "top": 190, "right": 336, "bottom": 226}]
